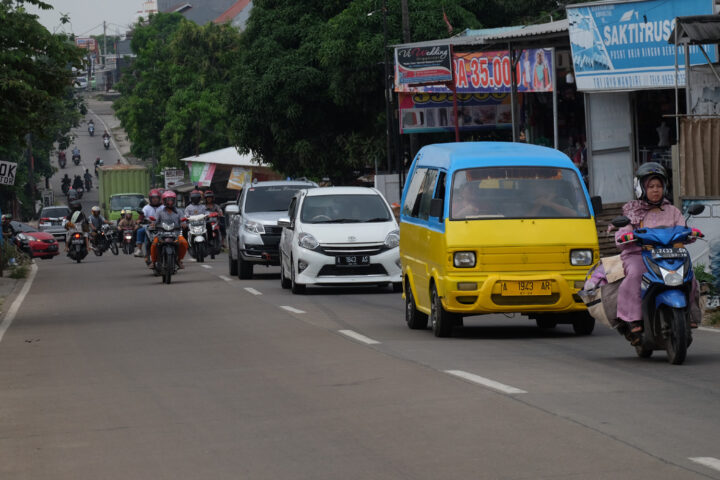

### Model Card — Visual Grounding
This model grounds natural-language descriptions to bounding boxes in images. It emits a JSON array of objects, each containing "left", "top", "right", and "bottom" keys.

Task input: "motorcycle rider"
[
  {"left": 203, "top": 190, "right": 225, "bottom": 246},
  {"left": 88, "top": 205, "right": 110, "bottom": 249},
  {"left": 72, "top": 146, "right": 80, "bottom": 158},
  {"left": 83, "top": 169, "right": 92, "bottom": 190},
  {"left": 117, "top": 209, "right": 137, "bottom": 244},
  {"left": 135, "top": 188, "right": 163, "bottom": 259},
  {"left": 1, "top": 214, "right": 17, "bottom": 241},
  {"left": 614, "top": 163, "right": 700, "bottom": 337},
  {"left": 72, "top": 175, "right": 83, "bottom": 191},
  {"left": 149, "top": 190, "right": 188, "bottom": 269},
  {"left": 64, "top": 200, "right": 90, "bottom": 251},
  {"left": 61, "top": 173, "right": 71, "bottom": 191},
  {"left": 184, "top": 189, "right": 206, "bottom": 216},
  {"left": 102, "top": 129, "right": 110, "bottom": 140}
]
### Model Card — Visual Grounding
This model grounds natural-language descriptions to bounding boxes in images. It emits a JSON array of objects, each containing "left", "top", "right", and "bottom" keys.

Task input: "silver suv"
[
  {"left": 38, "top": 206, "right": 71, "bottom": 240},
  {"left": 226, "top": 180, "right": 317, "bottom": 279}
]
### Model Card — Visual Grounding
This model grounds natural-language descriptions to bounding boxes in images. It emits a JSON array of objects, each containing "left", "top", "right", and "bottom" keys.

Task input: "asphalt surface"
[{"left": 1, "top": 112, "right": 719, "bottom": 479}]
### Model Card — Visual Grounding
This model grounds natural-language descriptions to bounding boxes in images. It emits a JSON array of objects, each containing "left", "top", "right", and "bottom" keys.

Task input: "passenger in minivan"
[
  {"left": 526, "top": 181, "right": 578, "bottom": 217},
  {"left": 452, "top": 183, "right": 496, "bottom": 219}
]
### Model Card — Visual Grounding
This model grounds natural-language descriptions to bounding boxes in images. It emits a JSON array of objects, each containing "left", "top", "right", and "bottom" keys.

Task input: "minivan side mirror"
[
  {"left": 429, "top": 198, "right": 444, "bottom": 218},
  {"left": 277, "top": 217, "right": 292, "bottom": 228},
  {"left": 687, "top": 204, "right": 705, "bottom": 216},
  {"left": 225, "top": 204, "right": 240, "bottom": 215},
  {"left": 590, "top": 196, "right": 602, "bottom": 216},
  {"left": 611, "top": 216, "right": 631, "bottom": 228}
]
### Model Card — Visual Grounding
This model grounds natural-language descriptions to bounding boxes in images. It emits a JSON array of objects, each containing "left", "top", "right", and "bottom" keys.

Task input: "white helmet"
[{"left": 91, "top": 206, "right": 101, "bottom": 213}]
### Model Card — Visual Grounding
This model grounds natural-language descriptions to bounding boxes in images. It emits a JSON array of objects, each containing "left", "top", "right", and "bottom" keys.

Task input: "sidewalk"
[
  {"left": 84, "top": 93, "right": 146, "bottom": 167},
  {"left": 0, "top": 276, "right": 20, "bottom": 316}
]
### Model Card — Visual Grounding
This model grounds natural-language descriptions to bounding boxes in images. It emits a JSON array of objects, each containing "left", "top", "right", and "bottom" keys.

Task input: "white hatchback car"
[{"left": 278, "top": 187, "right": 401, "bottom": 293}]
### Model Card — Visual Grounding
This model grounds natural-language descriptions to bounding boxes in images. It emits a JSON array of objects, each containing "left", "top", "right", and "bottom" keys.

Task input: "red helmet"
[
  {"left": 204, "top": 190, "right": 215, "bottom": 200},
  {"left": 149, "top": 189, "right": 161, "bottom": 199},
  {"left": 162, "top": 190, "right": 177, "bottom": 201}
]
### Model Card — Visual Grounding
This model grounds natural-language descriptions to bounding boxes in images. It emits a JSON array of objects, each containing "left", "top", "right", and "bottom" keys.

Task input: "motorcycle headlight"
[
  {"left": 384, "top": 229, "right": 400, "bottom": 249},
  {"left": 243, "top": 220, "right": 265, "bottom": 234},
  {"left": 162, "top": 222, "right": 174, "bottom": 231},
  {"left": 661, "top": 266, "right": 684, "bottom": 287},
  {"left": 298, "top": 232, "right": 319, "bottom": 250},
  {"left": 570, "top": 249, "right": 593, "bottom": 266},
  {"left": 453, "top": 251, "right": 476, "bottom": 268}
]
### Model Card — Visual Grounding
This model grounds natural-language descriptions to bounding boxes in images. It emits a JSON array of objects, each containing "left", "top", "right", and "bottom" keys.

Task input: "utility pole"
[
  {"left": 103, "top": 21, "right": 108, "bottom": 66},
  {"left": 400, "top": 0, "right": 418, "bottom": 173},
  {"left": 382, "top": 0, "right": 392, "bottom": 173}
]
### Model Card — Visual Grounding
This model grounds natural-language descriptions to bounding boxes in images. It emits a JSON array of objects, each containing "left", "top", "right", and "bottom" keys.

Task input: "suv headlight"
[
  {"left": 570, "top": 249, "right": 593, "bottom": 266},
  {"left": 384, "top": 229, "right": 400, "bottom": 249},
  {"left": 243, "top": 220, "right": 265, "bottom": 234},
  {"left": 298, "top": 232, "right": 319, "bottom": 250},
  {"left": 453, "top": 251, "right": 476, "bottom": 268}
]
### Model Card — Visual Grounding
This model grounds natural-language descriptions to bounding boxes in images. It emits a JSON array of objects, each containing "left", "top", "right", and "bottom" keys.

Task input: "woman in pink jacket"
[{"left": 614, "top": 162, "right": 699, "bottom": 338}]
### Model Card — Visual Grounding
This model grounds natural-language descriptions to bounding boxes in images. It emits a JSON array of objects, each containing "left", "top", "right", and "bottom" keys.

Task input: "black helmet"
[
  {"left": 190, "top": 189, "right": 202, "bottom": 204},
  {"left": 634, "top": 162, "right": 667, "bottom": 203},
  {"left": 70, "top": 200, "right": 82, "bottom": 211}
]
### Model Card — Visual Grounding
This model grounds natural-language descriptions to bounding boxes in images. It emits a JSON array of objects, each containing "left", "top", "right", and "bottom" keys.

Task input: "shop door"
[{"left": 586, "top": 92, "right": 634, "bottom": 204}]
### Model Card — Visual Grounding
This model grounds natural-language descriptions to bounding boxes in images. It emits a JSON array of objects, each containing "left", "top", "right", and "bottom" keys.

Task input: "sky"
[{"left": 33, "top": 0, "right": 144, "bottom": 37}]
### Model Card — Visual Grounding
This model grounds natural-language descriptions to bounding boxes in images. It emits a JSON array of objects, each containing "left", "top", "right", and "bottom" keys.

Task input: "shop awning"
[
  {"left": 179, "top": 147, "right": 267, "bottom": 167},
  {"left": 668, "top": 15, "right": 720, "bottom": 45}
]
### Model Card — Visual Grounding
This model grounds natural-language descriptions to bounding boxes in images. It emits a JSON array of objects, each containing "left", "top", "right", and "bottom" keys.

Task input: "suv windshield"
[
  {"left": 110, "top": 194, "right": 144, "bottom": 211},
  {"left": 41, "top": 207, "right": 70, "bottom": 218},
  {"left": 301, "top": 194, "right": 391, "bottom": 224},
  {"left": 245, "top": 185, "right": 307, "bottom": 213},
  {"left": 451, "top": 166, "right": 590, "bottom": 220}
]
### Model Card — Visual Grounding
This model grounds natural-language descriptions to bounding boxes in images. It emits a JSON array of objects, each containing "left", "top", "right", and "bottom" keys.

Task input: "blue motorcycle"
[{"left": 612, "top": 204, "right": 704, "bottom": 365}]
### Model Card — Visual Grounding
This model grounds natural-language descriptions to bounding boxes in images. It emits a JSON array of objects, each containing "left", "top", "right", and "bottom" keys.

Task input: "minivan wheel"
[
  {"left": 405, "top": 279, "right": 428, "bottom": 330},
  {"left": 430, "top": 284, "right": 457, "bottom": 338}
]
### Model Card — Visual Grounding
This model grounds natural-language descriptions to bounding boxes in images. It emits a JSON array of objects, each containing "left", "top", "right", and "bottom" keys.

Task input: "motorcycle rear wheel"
[
  {"left": 664, "top": 307, "right": 689, "bottom": 365},
  {"left": 110, "top": 241, "right": 119, "bottom": 255}
]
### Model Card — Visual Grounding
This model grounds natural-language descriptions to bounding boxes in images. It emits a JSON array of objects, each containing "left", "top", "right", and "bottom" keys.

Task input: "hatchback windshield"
[
  {"left": 451, "top": 166, "right": 589, "bottom": 220},
  {"left": 301, "top": 194, "right": 391, "bottom": 224},
  {"left": 245, "top": 185, "right": 307, "bottom": 213},
  {"left": 110, "top": 194, "right": 144, "bottom": 211},
  {"left": 41, "top": 207, "right": 70, "bottom": 218}
]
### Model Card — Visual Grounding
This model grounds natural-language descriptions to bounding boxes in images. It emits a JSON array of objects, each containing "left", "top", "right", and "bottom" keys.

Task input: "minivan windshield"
[
  {"left": 301, "top": 194, "right": 392, "bottom": 224},
  {"left": 451, "top": 166, "right": 590, "bottom": 220},
  {"left": 110, "top": 194, "right": 144, "bottom": 211},
  {"left": 245, "top": 185, "right": 307, "bottom": 213}
]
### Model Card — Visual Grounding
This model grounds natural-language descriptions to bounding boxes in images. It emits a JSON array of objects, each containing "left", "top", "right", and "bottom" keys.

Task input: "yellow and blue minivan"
[{"left": 400, "top": 142, "right": 599, "bottom": 337}]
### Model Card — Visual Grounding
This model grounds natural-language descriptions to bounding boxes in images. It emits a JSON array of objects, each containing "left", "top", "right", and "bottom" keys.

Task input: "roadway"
[{"left": 1, "top": 113, "right": 719, "bottom": 479}]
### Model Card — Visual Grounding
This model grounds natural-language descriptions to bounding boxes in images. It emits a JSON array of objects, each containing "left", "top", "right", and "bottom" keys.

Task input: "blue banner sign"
[{"left": 567, "top": 0, "right": 716, "bottom": 91}]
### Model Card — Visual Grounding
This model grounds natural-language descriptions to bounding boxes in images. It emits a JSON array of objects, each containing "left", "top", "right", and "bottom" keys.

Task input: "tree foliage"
[
  {"left": 114, "top": 14, "right": 240, "bottom": 169},
  {"left": 0, "top": 0, "right": 85, "bottom": 218}
]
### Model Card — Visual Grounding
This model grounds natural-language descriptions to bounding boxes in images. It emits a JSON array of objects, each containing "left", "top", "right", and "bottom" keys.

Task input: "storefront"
[{"left": 567, "top": 0, "right": 718, "bottom": 204}]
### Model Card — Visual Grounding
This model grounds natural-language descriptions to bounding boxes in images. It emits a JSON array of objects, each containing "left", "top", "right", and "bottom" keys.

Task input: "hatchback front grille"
[
  {"left": 317, "top": 243, "right": 386, "bottom": 257},
  {"left": 318, "top": 264, "right": 388, "bottom": 276}
]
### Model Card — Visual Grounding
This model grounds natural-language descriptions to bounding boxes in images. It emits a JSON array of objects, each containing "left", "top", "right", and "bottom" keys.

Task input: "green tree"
[{"left": 0, "top": 0, "right": 85, "bottom": 218}]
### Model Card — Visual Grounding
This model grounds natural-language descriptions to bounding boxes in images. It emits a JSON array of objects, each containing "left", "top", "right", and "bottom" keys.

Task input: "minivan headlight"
[
  {"left": 570, "top": 249, "right": 593, "bottom": 266},
  {"left": 453, "top": 251, "right": 476, "bottom": 268},
  {"left": 298, "top": 232, "right": 319, "bottom": 250},
  {"left": 243, "top": 220, "right": 265, "bottom": 234},
  {"left": 384, "top": 230, "right": 400, "bottom": 249}
]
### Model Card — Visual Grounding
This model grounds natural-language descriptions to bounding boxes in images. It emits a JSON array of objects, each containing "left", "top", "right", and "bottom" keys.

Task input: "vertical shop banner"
[
  {"left": 394, "top": 45, "right": 453, "bottom": 85},
  {"left": 163, "top": 168, "right": 185, "bottom": 189},
  {"left": 227, "top": 167, "right": 252, "bottom": 190},
  {"left": 567, "top": 0, "right": 716, "bottom": 91},
  {"left": 190, "top": 163, "right": 216, "bottom": 187},
  {"left": 395, "top": 49, "right": 553, "bottom": 93},
  {"left": 399, "top": 92, "right": 513, "bottom": 134}
]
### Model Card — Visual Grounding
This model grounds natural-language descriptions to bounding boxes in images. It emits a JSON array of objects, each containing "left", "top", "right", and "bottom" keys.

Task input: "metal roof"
[
  {"left": 668, "top": 15, "right": 720, "bottom": 45},
  {"left": 393, "top": 19, "right": 569, "bottom": 49}
]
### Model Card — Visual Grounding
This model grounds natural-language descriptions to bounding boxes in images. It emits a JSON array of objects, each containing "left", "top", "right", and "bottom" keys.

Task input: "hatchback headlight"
[
  {"left": 570, "top": 249, "right": 593, "bottom": 266},
  {"left": 453, "top": 251, "right": 476, "bottom": 268},
  {"left": 298, "top": 232, "right": 319, "bottom": 250},
  {"left": 243, "top": 220, "right": 265, "bottom": 234},
  {"left": 384, "top": 229, "right": 400, "bottom": 249}
]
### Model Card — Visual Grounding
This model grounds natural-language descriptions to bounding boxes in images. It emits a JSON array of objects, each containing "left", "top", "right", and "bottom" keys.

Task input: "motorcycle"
[
  {"left": 121, "top": 228, "right": 135, "bottom": 255},
  {"left": 206, "top": 212, "right": 222, "bottom": 259},
  {"left": 103, "top": 137, "right": 110, "bottom": 150},
  {"left": 611, "top": 203, "right": 705, "bottom": 365},
  {"left": 61, "top": 181, "right": 70, "bottom": 195},
  {"left": 153, "top": 220, "right": 182, "bottom": 284},
  {"left": 92, "top": 224, "right": 119, "bottom": 256},
  {"left": 75, "top": 186, "right": 84, "bottom": 199},
  {"left": 85, "top": 176, "right": 92, "bottom": 191},
  {"left": 187, "top": 214, "right": 208, "bottom": 262},
  {"left": 72, "top": 153, "right": 81, "bottom": 166},
  {"left": 88, "top": 124, "right": 95, "bottom": 136},
  {"left": 58, "top": 152, "right": 66, "bottom": 169},
  {"left": 67, "top": 231, "right": 88, "bottom": 263}
]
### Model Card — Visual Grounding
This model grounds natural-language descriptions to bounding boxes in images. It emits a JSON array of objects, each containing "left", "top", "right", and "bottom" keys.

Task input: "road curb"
[{"left": 0, "top": 263, "right": 39, "bottom": 344}]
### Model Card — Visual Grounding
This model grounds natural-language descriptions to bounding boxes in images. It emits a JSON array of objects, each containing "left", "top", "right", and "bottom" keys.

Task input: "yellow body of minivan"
[{"left": 400, "top": 142, "right": 600, "bottom": 337}]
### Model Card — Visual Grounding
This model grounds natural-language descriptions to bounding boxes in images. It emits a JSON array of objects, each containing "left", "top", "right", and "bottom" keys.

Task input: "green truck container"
[{"left": 98, "top": 165, "right": 150, "bottom": 221}]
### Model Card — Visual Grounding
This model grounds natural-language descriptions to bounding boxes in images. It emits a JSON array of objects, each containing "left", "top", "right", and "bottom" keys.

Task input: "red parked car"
[{"left": 11, "top": 221, "right": 60, "bottom": 259}]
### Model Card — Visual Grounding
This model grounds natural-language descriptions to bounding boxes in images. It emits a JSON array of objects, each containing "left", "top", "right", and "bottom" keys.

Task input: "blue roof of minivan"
[{"left": 414, "top": 142, "right": 573, "bottom": 171}]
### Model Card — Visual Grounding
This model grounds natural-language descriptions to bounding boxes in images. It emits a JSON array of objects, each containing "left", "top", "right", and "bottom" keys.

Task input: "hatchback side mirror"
[
  {"left": 429, "top": 198, "right": 444, "bottom": 218},
  {"left": 611, "top": 216, "right": 631, "bottom": 228}
]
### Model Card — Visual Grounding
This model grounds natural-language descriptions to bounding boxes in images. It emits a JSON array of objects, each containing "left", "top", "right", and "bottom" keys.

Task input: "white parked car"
[{"left": 278, "top": 186, "right": 402, "bottom": 293}]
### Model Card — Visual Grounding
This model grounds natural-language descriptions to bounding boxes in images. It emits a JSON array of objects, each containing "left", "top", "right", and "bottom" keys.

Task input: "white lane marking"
[
  {"left": 689, "top": 457, "right": 720, "bottom": 472},
  {"left": 0, "top": 264, "right": 39, "bottom": 344},
  {"left": 218, "top": 275, "right": 232, "bottom": 282},
  {"left": 280, "top": 306, "right": 306, "bottom": 314},
  {"left": 444, "top": 370, "right": 527, "bottom": 395},
  {"left": 339, "top": 330, "right": 380, "bottom": 345},
  {"left": 244, "top": 287, "right": 262, "bottom": 296},
  {"left": 698, "top": 327, "right": 720, "bottom": 333},
  {"left": 201, "top": 264, "right": 212, "bottom": 269}
]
